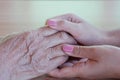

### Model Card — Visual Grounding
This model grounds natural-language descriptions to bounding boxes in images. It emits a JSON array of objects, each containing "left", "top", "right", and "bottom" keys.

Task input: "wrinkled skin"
[{"left": 0, "top": 27, "right": 76, "bottom": 80}]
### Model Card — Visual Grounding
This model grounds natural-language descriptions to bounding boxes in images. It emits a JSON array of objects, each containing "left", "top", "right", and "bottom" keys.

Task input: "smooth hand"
[
  {"left": 49, "top": 44, "right": 120, "bottom": 79},
  {"left": 46, "top": 13, "right": 113, "bottom": 46}
]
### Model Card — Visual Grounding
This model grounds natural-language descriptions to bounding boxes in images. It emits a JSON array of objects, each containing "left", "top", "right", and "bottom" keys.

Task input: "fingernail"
[
  {"left": 61, "top": 62, "right": 73, "bottom": 67},
  {"left": 63, "top": 45, "right": 74, "bottom": 53},
  {"left": 79, "top": 58, "right": 88, "bottom": 63},
  {"left": 47, "top": 19, "right": 57, "bottom": 27}
]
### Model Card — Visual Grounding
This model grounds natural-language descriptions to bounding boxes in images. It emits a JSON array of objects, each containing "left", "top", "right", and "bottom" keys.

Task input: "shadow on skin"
[{"left": 32, "top": 75, "right": 120, "bottom": 80}]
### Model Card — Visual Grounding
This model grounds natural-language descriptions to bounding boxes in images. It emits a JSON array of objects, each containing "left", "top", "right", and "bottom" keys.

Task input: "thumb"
[
  {"left": 47, "top": 19, "right": 79, "bottom": 38},
  {"left": 62, "top": 44, "right": 100, "bottom": 59}
]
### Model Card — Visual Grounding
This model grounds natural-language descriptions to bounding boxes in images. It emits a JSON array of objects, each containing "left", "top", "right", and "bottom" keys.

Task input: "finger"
[
  {"left": 46, "top": 44, "right": 68, "bottom": 60},
  {"left": 48, "top": 66, "right": 78, "bottom": 78},
  {"left": 46, "top": 19, "right": 81, "bottom": 38},
  {"left": 59, "top": 62, "right": 74, "bottom": 68},
  {"left": 62, "top": 44, "right": 101, "bottom": 59},
  {"left": 60, "top": 58, "right": 88, "bottom": 68},
  {"left": 44, "top": 32, "right": 77, "bottom": 48},
  {"left": 38, "top": 26, "right": 58, "bottom": 37},
  {"left": 47, "top": 56, "right": 68, "bottom": 73},
  {"left": 47, "top": 13, "right": 83, "bottom": 23},
  {"left": 49, "top": 55, "right": 68, "bottom": 70}
]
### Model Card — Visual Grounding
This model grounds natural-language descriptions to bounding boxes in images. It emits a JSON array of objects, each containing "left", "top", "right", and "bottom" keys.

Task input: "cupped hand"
[
  {"left": 46, "top": 13, "right": 109, "bottom": 46},
  {"left": 49, "top": 44, "right": 120, "bottom": 79},
  {"left": 0, "top": 27, "right": 76, "bottom": 80}
]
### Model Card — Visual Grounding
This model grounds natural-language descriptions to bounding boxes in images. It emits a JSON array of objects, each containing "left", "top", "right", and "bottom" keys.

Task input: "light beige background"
[{"left": 0, "top": 0, "right": 120, "bottom": 36}]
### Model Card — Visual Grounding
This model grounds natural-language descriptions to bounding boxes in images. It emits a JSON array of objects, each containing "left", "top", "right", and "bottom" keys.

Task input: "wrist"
[
  {"left": 103, "top": 30, "right": 120, "bottom": 46},
  {"left": 99, "top": 30, "right": 112, "bottom": 45},
  {"left": 93, "top": 29, "right": 120, "bottom": 46},
  {"left": 91, "top": 29, "right": 110, "bottom": 45}
]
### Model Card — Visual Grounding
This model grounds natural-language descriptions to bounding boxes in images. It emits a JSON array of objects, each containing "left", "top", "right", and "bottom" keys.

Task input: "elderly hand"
[
  {"left": 49, "top": 44, "right": 120, "bottom": 79},
  {"left": 0, "top": 27, "right": 76, "bottom": 80},
  {"left": 46, "top": 13, "right": 117, "bottom": 46}
]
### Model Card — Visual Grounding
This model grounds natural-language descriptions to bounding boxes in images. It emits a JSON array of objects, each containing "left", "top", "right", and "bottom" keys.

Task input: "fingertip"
[
  {"left": 47, "top": 19, "right": 57, "bottom": 28},
  {"left": 63, "top": 44, "right": 74, "bottom": 53}
]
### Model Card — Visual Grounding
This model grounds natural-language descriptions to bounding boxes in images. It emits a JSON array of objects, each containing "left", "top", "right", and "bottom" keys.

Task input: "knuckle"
[
  {"left": 66, "top": 13, "right": 76, "bottom": 17},
  {"left": 58, "top": 19, "right": 66, "bottom": 26},
  {"left": 42, "top": 29, "right": 50, "bottom": 36},
  {"left": 39, "top": 27, "right": 47, "bottom": 33},
  {"left": 39, "top": 27, "right": 52, "bottom": 33},
  {"left": 58, "top": 32, "right": 70, "bottom": 40},
  {"left": 74, "top": 46, "right": 81, "bottom": 56},
  {"left": 85, "top": 46, "right": 97, "bottom": 53},
  {"left": 39, "top": 27, "right": 57, "bottom": 37},
  {"left": 39, "top": 27, "right": 50, "bottom": 36},
  {"left": 46, "top": 48, "right": 55, "bottom": 59}
]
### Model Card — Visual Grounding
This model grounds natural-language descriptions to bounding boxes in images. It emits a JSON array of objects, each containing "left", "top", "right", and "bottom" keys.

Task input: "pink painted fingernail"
[
  {"left": 47, "top": 19, "right": 57, "bottom": 27},
  {"left": 63, "top": 45, "right": 74, "bottom": 53}
]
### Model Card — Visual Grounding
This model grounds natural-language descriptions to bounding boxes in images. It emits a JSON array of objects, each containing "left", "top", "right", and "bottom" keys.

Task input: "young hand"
[{"left": 49, "top": 44, "right": 120, "bottom": 79}]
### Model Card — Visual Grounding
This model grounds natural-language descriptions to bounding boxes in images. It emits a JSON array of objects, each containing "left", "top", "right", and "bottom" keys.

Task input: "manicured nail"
[
  {"left": 47, "top": 19, "right": 57, "bottom": 27},
  {"left": 63, "top": 45, "right": 74, "bottom": 53}
]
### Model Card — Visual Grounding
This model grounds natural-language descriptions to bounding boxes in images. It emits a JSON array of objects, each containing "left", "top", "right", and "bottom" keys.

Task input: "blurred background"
[{"left": 0, "top": 0, "right": 120, "bottom": 36}]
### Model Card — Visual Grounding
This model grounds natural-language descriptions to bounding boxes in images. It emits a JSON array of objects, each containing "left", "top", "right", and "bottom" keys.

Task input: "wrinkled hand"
[
  {"left": 46, "top": 13, "right": 108, "bottom": 45},
  {"left": 0, "top": 27, "right": 76, "bottom": 80},
  {"left": 49, "top": 44, "right": 120, "bottom": 79}
]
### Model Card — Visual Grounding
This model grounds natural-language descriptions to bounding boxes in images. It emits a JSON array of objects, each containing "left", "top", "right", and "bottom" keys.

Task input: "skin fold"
[{"left": 0, "top": 26, "right": 76, "bottom": 80}]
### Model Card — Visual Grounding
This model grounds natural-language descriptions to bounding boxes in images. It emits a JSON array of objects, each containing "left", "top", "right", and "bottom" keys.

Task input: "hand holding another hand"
[
  {"left": 46, "top": 13, "right": 120, "bottom": 79},
  {"left": 46, "top": 13, "right": 119, "bottom": 46},
  {"left": 49, "top": 44, "right": 120, "bottom": 79}
]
